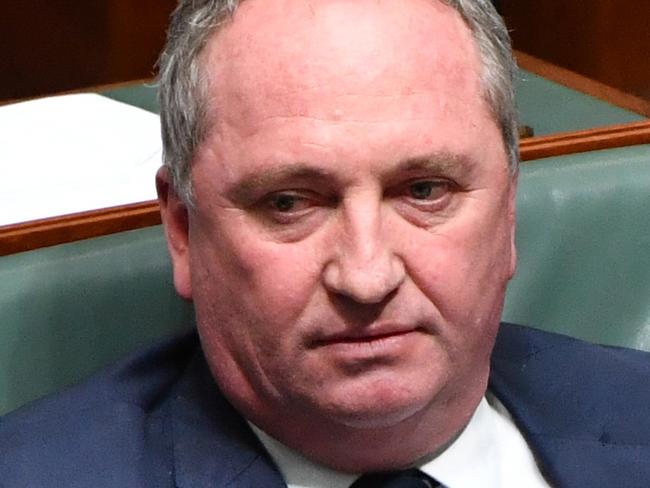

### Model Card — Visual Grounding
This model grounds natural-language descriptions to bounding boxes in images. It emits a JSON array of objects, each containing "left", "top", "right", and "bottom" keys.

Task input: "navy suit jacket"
[{"left": 1, "top": 323, "right": 649, "bottom": 487}]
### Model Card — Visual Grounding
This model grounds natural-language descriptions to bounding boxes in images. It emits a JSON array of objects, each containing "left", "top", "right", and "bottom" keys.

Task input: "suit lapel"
[
  {"left": 490, "top": 323, "right": 650, "bottom": 487},
  {"left": 169, "top": 351, "right": 286, "bottom": 488}
]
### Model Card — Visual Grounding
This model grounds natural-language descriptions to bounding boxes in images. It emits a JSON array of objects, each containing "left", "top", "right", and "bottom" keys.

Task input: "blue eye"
[{"left": 408, "top": 181, "right": 447, "bottom": 200}]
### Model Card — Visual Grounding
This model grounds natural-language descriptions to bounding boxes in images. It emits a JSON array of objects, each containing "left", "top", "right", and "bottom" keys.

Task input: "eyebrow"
[
  {"left": 388, "top": 152, "right": 479, "bottom": 181},
  {"left": 227, "top": 152, "right": 478, "bottom": 202},
  {"left": 227, "top": 165, "right": 334, "bottom": 202}
]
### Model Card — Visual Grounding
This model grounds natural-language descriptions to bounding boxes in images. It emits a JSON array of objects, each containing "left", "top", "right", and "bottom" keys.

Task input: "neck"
[{"left": 248, "top": 383, "right": 486, "bottom": 472}]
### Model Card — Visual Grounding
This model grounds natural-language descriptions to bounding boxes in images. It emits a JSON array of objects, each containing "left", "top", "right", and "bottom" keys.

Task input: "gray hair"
[{"left": 158, "top": 0, "right": 519, "bottom": 204}]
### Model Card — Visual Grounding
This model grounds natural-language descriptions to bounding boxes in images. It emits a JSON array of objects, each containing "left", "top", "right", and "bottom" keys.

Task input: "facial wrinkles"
[
  {"left": 431, "top": 200, "right": 511, "bottom": 324},
  {"left": 192, "top": 132, "right": 510, "bottom": 346},
  {"left": 194, "top": 169, "right": 407, "bottom": 356},
  {"left": 212, "top": 78, "right": 481, "bottom": 140},
  {"left": 204, "top": 210, "right": 334, "bottom": 341},
  {"left": 192, "top": 117, "right": 505, "bottom": 318},
  {"left": 183, "top": 0, "right": 516, "bottom": 458},
  {"left": 206, "top": 112, "right": 494, "bottom": 191},
  {"left": 386, "top": 161, "right": 511, "bottom": 317},
  {"left": 191, "top": 221, "right": 323, "bottom": 407}
]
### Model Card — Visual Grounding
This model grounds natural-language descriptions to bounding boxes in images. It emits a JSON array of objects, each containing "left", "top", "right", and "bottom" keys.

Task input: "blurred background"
[
  {"left": 1, "top": 1, "right": 648, "bottom": 115},
  {"left": 0, "top": 0, "right": 176, "bottom": 101}
]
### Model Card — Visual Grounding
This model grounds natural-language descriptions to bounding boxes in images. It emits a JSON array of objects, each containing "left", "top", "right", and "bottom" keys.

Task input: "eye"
[
  {"left": 389, "top": 178, "right": 456, "bottom": 225},
  {"left": 270, "top": 193, "right": 301, "bottom": 212},
  {"left": 259, "top": 190, "right": 326, "bottom": 224},
  {"left": 407, "top": 180, "right": 450, "bottom": 201}
]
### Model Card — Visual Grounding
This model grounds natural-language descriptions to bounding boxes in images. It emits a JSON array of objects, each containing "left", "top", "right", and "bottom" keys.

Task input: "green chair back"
[{"left": 503, "top": 145, "right": 650, "bottom": 350}]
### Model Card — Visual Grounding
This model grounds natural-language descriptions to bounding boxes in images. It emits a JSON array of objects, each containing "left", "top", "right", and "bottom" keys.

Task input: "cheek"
[
  {"left": 238, "top": 244, "right": 325, "bottom": 323},
  {"left": 402, "top": 204, "right": 513, "bottom": 327},
  {"left": 190, "top": 221, "right": 325, "bottom": 341},
  {"left": 189, "top": 223, "right": 328, "bottom": 397}
]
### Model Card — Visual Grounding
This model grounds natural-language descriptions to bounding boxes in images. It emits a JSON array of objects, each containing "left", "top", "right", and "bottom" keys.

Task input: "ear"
[
  {"left": 156, "top": 166, "right": 193, "bottom": 300},
  {"left": 506, "top": 172, "right": 518, "bottom": 279}
]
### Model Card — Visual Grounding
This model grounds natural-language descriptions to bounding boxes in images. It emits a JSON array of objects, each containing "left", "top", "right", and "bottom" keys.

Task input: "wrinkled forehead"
[{"left": 199, "top": 0, "right": 485, "bottom": 126}]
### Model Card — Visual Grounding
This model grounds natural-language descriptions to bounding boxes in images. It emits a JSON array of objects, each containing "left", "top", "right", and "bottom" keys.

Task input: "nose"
[{"left": 322, "top": 201, "right": 405, "bottom": 304}]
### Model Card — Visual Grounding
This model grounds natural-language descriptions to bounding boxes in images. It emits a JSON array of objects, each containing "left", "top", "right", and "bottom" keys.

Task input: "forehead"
[{"left": 201, "top": 0, "right": 486, "bottom": 128}]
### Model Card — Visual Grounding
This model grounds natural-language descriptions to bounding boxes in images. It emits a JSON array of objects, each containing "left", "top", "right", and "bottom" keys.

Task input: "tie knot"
[{"left": 350, "top": 468, "right": 441, "bottom": 488}]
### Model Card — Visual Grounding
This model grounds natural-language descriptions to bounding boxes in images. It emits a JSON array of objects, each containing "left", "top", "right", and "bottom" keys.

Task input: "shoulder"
[
  {"left": 491, "top": 324, "right": 650, "bottom": 484},
  {"left": 0, "top": 331, "right": 200, "bottom": 487},
  {"left": 491, "top": 322, "right": 650, "bottom": 443},
  {"left": 493, "top": 322, "right": 650, "bottom": 376}
]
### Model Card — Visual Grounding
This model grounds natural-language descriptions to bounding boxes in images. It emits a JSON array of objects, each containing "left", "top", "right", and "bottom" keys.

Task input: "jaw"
[{"left": 218, "top": 337, "right": 492, "bottom": 472}]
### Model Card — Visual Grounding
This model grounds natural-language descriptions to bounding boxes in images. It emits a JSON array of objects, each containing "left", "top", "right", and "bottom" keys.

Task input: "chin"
[
  {"left": 335, "top": 405, "right": 426, "bottom": 430},
  {"left": 317, "top": 377, "right": 439, "bottom": 430}
]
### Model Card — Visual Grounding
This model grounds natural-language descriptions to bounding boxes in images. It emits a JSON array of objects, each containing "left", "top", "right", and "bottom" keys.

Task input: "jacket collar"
[
  {"left": 490, "top": 323, "right": 650, "bottom": 486},
  {"left": 169, "top": 350, "right": 286, "bottom": 488}
]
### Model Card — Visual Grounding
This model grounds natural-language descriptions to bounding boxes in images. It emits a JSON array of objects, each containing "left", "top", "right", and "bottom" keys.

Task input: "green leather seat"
[
  {"left": 0, "top": 227, "right": 193, "bottom": 415},
  {"left": 503, "top": 144, "right": 650, "bottom": 350},
  {"left": 1, "top": 144, "right": 649, "bottom": 415}
]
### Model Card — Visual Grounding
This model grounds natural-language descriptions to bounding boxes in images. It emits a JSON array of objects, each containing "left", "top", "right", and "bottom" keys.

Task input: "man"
[{"left": 1, "top": 0, "right": 649, "bottom": 486}]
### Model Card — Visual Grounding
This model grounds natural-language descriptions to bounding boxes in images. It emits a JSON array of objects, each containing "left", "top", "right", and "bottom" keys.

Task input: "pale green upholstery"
[
  {"left": 1, "top": 144, "right": 649, "bottom": 415},
  {"left": 0, "top": 227, "right": 193, "bottom": 415},
  {"left": 514, "top": 71, "right": 644, "bottom": 135},
  {"left": 503, "top": 144, "right": 650, "bottom": 349}
]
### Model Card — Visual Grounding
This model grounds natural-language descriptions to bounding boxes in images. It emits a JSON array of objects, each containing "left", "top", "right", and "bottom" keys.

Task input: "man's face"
[{"left": 160, "top": 0, "right": 516, "bottom": 466}]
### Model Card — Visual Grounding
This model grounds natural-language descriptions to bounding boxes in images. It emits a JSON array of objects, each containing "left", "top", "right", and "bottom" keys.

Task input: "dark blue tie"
[{"left": 350, "top": 468, "right": 441, "bottom": 487}]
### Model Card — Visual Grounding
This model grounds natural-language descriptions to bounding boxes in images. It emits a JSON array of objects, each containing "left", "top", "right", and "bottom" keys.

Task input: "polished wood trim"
[
  {"left": 516, "top": 50, "right": 650, "bottom": 118},
  {"left": 520, "top": 119, "right": 650, "bottom": 161},
  {"left": 2, "top": 121, "right": 649, "bottom": 255},
  {"left": 0, "top": 201, "right": 161, "bottom": 256}
]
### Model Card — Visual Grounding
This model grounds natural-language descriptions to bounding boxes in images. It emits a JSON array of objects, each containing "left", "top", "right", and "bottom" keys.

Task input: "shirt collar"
[
  {"left": 250, "top": 396, "right": 528, "bottom": 488},
  {"left": 250, "top": 423, "right": 356, "bottom": 488},
  {"left": 418, "top": 396, "right": 498, "bottom": 486}
]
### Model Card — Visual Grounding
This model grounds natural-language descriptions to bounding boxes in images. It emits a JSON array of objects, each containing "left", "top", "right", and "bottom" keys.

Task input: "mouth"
[{"left": 311, "top": 326, "right": 426, "bottom": 349}]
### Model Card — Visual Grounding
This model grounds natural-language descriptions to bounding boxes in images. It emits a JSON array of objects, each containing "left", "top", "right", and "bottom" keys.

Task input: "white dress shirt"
[{"left": 251, "top": 392, "right": 550, "bottom": 487}]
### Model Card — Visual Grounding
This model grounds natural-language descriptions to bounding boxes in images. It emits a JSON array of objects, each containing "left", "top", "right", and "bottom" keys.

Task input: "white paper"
[{"left": 0, "top": 93, "right": 162, "bottom": 226}]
